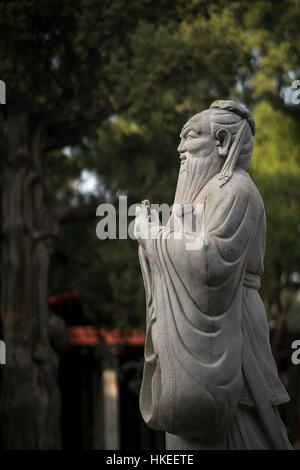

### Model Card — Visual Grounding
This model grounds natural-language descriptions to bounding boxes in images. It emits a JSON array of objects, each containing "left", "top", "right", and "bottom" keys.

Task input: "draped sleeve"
[{"left": 139, "top": 172, "right": 264, "bottom": 438}]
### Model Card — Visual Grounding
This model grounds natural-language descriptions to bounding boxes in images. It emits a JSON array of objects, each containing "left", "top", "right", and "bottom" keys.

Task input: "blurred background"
[{"left": 0, "top": 0, "right": 300, "bottom": 450}]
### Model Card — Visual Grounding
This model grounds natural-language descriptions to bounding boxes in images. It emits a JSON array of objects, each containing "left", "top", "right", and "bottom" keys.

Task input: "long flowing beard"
[{"left": 174, "top": 148, "right": 221, "bottom": 205}]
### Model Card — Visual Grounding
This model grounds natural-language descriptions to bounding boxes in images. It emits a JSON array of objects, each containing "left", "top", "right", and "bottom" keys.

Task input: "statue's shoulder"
[
  {"left": 231, "top": 170, "right": 264, "bottom": 209},
  {"left": 226, "top": 170, "right": 260, "bottom": 197},
  {"left": 202, "top": 170, "right": 264, "bottom": 210}
]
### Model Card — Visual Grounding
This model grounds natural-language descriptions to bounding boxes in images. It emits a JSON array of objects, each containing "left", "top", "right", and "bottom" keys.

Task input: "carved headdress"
[{"left": 210, "top": 100, "right": 255, "bottom": 186}]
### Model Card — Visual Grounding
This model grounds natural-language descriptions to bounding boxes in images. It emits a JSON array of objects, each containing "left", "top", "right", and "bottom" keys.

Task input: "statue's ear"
[{"left": 216, "top": 128, "right": 232, "bottom": 157}]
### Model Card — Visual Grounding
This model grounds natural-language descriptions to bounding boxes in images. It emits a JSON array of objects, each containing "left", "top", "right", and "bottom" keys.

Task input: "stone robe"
[{"left": 138, "top": 168, "right": 292, "bottom": 449}]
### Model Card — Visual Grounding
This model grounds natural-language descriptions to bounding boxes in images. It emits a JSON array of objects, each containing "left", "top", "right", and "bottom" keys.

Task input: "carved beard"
[{"left": 174, "top": 147, "right": 222, "bottom": 205}]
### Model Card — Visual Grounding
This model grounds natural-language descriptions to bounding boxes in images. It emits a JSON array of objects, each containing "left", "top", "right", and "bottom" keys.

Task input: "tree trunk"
[{"left": 0, "top": 107, "right": 61, "bottom": 449}]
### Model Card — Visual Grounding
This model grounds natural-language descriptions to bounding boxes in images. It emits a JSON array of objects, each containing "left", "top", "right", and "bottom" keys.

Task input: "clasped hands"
[{"left": 134, "top": 200, "right": 161, "bottom": 249}]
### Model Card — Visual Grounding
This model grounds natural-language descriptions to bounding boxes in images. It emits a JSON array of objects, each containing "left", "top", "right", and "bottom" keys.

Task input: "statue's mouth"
[{"left": 179, "top": 153, "right": 187, "bottom": 161}]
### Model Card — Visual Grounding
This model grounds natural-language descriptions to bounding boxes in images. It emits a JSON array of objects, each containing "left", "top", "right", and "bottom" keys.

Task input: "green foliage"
[
  {"left": 0, "top": 0, "right": 175, "bottom": 108},
  {"left": 250, "top": 101, "right": 300, "bottom": 301},
  {"left": 44, "top": 1, "right": 255, "bottom": 328},
  {"left": 242, "top": 0, "right": 300, "bottom": 103},
  {"left": 50, "top": 1, "right": 300, "bottom": 327},
  {"left": 2, "top": 0, "right": 300, "bottom": 327}
]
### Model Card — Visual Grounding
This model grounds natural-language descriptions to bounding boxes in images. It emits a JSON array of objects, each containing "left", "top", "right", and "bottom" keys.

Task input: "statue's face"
[
  {"left": 178, "top": 111, "right": 217, "bottom": 163},
  {"left": 174, "top": 111, "right": 223, "bottom": 203}
]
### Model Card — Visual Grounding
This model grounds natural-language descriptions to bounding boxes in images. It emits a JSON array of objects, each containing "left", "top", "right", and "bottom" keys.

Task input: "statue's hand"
[{"left": 134, "top": 200, "right": 161, "bottom": 248}]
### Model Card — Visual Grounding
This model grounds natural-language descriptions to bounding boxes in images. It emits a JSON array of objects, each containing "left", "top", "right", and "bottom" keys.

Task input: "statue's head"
[{"left": 176, "top": 100, "right": 255, "bottom": 203}]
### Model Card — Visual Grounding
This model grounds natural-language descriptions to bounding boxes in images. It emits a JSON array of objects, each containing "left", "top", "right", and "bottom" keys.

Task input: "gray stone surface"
[{"left": 134, "top": 100, "right": 293, "bottom": 449}]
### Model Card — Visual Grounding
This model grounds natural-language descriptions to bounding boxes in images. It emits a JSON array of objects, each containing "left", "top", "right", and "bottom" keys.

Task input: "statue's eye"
[{"left": 187, "top": 132, "right": 198, "bottom": 140}]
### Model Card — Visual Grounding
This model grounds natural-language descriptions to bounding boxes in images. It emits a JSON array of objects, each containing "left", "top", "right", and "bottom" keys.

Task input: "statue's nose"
[{"left": 178, "top": 138, "right": 186, "bottom": 153}]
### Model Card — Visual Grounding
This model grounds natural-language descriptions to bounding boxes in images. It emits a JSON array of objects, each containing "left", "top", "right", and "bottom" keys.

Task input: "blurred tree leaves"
[
  {"left": 250, "top": 100, "right": 300, "bottom": 307},
  {"left": 46, "top": 0, "right": 254, "bottom": 328},
  {"left": 49, "top": 1, "right": 300, "bottom": 328},
  {"left": 2, "top": 0, "right": 299, "bottom": 328}
]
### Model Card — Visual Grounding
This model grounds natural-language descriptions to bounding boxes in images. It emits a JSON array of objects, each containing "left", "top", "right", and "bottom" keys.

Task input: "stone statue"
[{"left": 134, "top": 100, "right": 293, "bottom": 450}]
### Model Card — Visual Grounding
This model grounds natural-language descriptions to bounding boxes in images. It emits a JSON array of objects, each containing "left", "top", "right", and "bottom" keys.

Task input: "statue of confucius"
[{"left": 134, "top": 100, "right": 293, "bottom": 450}]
